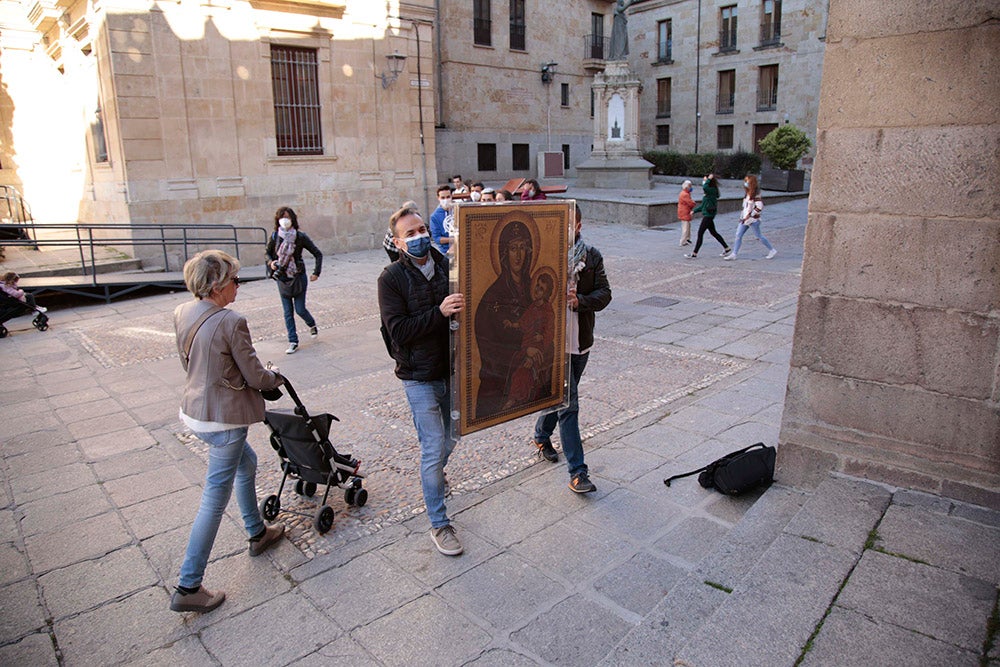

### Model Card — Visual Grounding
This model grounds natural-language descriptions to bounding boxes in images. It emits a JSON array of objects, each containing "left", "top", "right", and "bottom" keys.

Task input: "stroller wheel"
[
  {"left": 260, "top": 494, "right": 280, "bottom": 521},
  {"left": 353, "top": 488, "right": 368, "bottom": 508},
  {"left": 295, "top": 479, "right": 304, "bottom": 496},
  {"left": 314, "top": 505, "right": 334, "bottom": 534},
  {"left": 303, "top": 482, "right": 316, "bottom": 497},
  {"left": 0, "top": 325, "right": 7, "bottom": 338},
  {"left": 33, "top": 315, "right": 48, "bottom": 331},
  {"left": 344, "top": 488, "right": 355, "bottom": 506}
]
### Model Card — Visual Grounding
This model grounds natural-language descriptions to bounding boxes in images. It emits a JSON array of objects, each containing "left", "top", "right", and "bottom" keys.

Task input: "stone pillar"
[
  {"left": 575, "top": 61, "right": 652, "bottom": 189},
  {"left": 777, "top": 0, "right": 1000, "bottom": 508}
]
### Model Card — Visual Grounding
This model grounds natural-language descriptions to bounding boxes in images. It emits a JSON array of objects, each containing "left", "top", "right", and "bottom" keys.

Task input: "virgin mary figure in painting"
[{"left": 474, "top": 219, "right": 533, "bottom": 419}]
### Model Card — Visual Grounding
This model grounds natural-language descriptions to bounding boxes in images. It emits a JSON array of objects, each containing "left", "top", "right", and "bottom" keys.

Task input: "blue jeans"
[
  {"left": 732, "top": 220, "right": 774, "bottom": 255},
  {"left": 534, "top": 352, "right": 589, "bottom": 478},
  {"left": 178, "top": 427, "right": 264, "bottom": 588},
  {"left": 281, "top": 276, "right": 316, "bottom": 344},
  {"left": 402, "top": 379, "right": 456, "bottom": 528}
]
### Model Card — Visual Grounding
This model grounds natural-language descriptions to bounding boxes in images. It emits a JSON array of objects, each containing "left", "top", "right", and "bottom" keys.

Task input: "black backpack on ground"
[{"left": 663, "top": 442, "right": 776, "bottom": 495}]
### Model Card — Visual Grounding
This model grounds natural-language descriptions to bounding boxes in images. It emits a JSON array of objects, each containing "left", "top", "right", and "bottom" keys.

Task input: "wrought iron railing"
[{"left": 583, "top": 34, "right": 609, "bottom": 60}]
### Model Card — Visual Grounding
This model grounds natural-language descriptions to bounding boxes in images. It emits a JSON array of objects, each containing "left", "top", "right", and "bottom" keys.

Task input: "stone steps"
[{"left": 604, "top": 476, "right": 894, "bottom": 666}]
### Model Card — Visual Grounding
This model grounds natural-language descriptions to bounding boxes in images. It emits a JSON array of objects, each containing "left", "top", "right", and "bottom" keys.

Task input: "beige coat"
[{"left": 174, "top": 299, "right": 282, "bottom": 426}]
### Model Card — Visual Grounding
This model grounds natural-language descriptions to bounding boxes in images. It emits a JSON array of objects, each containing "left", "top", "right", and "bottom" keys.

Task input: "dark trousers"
[{"left": 693, "top": 214, "right": 729, "bottom": 254}]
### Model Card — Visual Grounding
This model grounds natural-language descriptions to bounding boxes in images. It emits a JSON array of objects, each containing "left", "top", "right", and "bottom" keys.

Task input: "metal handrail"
[{"left": 3, "top": 222, "right": 269, "bottom": 284}]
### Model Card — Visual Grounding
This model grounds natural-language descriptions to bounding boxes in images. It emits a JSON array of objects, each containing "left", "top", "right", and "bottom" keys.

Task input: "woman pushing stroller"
[{"left": 170, "top": 250, "right": 286, "bottom": 614}]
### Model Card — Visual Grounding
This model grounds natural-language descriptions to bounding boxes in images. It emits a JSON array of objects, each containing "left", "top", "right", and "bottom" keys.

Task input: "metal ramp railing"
[{"left": 4, "top": 222, "right": 270, "bottom": 303}]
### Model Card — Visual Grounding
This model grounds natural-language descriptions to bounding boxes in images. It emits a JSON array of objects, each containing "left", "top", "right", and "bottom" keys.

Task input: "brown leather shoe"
[
  {"left": 248, "top": 524, "right": 285, "bottom": 557},
  {"left": 170, "top": 585, "right": 226, "bottom": 613}
]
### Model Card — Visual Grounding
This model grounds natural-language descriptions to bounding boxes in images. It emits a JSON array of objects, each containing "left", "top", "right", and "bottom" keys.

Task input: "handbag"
[{"left": 663, "top": 442, "right": 776, "bottom": 495}]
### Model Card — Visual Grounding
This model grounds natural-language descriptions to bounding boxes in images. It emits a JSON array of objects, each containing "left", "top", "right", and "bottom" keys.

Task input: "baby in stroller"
[{"left": 0, "top": 272, "right": 48, "bottom": 338}]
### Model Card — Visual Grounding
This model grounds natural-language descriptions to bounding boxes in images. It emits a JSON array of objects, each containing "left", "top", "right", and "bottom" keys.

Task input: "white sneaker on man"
[
  {"left": 766, "top": 249, "right": 778, "bottom": 259},
  {"left": 285, "top": 343, "right": 298, "bottom": 354}
]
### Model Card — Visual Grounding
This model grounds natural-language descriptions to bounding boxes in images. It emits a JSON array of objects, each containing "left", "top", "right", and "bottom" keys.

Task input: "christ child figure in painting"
[{"left": 502, "top": 271, "right": 556, "bottom": 410}]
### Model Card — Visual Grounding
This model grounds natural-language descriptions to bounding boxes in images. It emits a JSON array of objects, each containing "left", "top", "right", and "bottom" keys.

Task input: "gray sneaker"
[{"left": 430, "top": 525, "right": 464, "bottom": 556}]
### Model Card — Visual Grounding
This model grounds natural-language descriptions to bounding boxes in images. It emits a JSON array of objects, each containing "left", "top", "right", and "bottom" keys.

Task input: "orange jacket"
[{"left": 678, "top": 189, "right": 695, "bottom": 221}]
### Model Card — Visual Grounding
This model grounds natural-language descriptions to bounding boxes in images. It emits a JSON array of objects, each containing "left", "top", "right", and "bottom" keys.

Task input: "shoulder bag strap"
[{"left": 183, "top": 307, "right": 224, "bottom": 363}]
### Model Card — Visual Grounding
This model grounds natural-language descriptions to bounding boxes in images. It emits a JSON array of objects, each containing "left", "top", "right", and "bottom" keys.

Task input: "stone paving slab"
[
  {"left": 835, "top": 549, "right": 995, "bottom": 651},
  {"left": 199, "top": 590, "right": 339, "bottom": 666},
  {"left": 800, "top": 606, "right": 980, "bottom": 667},
  {"left": 875, "top": 501, "right": 1000, "bottom": 584},
  {"left": 351, "top": 594, "right": 491, "bottom": 667},
  {"left": 37, "top": 545, "right": 159, "bottom": 620},
  {"left": 676, "top": 533, "right": 858, "bottom": 667},
  {"left": 784, "top": 475, "right": 893, "bottom": 552},
  {"left": 599, "top": 575, "right": 730, "bottom": 666},
  {"left": 510, "top": 593, "right": 635, "bottom": 665}
]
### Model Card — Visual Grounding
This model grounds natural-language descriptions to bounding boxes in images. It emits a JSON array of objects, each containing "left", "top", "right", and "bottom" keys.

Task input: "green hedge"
[{"left": 643, "top": 151, "right": 762, "bottom": 179}]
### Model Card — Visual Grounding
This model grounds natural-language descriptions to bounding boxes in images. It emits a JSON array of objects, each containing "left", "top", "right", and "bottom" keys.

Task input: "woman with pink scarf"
[{"left": 265, "top": 207, "right": 322, "bottom": 354}]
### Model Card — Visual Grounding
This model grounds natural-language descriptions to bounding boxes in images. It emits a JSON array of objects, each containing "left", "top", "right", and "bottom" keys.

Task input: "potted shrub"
[{"left": 758, "top": 124, "right": 811, "bottom": 192}]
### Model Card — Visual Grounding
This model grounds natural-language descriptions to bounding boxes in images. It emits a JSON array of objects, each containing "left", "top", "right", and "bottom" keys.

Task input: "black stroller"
[
  {"left": 261, "top": 379, "right": 368, "bottom": 534},
  {"left": 0, "top": 291, "right": 48, "bottom": 338}
]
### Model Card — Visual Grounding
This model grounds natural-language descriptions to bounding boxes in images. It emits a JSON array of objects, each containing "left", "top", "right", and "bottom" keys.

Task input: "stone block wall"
[{"left": 777, "top": 0, "right": 1000, "bottom": 508}]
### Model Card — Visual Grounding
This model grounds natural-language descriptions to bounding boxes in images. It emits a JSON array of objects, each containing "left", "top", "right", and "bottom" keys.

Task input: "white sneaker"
[
  {"left": 684, "top": 253, "right": 697, "bottom": 259},
  {"left": 766, "top": 248, "right": 778, "bottom": 259},
  {"left": 36, "top": 306, "right": 47, "bottom": 313},
  {"left": 285, "top": 343, "right": 298, "bottom": 354},
  {"left": 309, "top": 326, "right": 318, "bottom": 338},
  {"left": 723, "top": 253, "right": 736, "bottom": 261},
  {"left": 720, "top": 248, "right": 732, "bottom": 257}
]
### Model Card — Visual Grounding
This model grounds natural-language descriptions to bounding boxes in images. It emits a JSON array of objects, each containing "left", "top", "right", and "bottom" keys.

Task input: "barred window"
[
  {"left": 475, "top": 0, "right": 492, "bottom": 46},
  {"left": 270, "top": 45, "right": 323, "bottom": 156},
  {"left": 512, "top": 143, "right": 530, "bottom": 171},
  {"left": 757, "top": 64, "right": 779, "bottom": 111},
  {"left": 720, "top": 5, "right": 738, "bottom": 51},
  {"left": 657, "top": 20, "right": 672, "bottom": 62},
  {"left": 509, "top": 0, "right": 525, "bottom": 50},
  {"left": 717, "top": 69, "right": 735, "bottom": 114},
  {"left": 656, "top": 125, "right": 670, "bottom": 146},
  {"left": 656, "top": 78, "right": 671, "bottom": 117},
  {"left": 718, "top": 125, "right": 734, "bottom": 150}
]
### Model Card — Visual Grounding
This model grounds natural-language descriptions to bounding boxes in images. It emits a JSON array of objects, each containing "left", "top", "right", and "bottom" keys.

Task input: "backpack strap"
[{"left": 663, "top": 442, "right": 767, "bottom": 487}]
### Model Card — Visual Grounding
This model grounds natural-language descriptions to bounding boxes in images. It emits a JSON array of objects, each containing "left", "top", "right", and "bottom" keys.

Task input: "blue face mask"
[{"left": 403, "top": 233, "right": 431, "bottom": 258}]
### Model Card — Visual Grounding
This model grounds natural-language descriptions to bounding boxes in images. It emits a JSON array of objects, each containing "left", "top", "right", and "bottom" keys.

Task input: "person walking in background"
[
  {"left": 677, "top": 180, "right": 695, "bottom": 247},
  {"left": 685, "top": 174, "right": 731, "bottom": 259},
  {"left": 531, "top": 204, "right": 611, "bottom": 494},
  {"left": 378, "top": 206, "right": 466, "bottom": 556},
  {"left": 725, "top": 174, "right": 777, "bottom": 261},
  {"left": 170, "top": 250, "right": 285, "bottom": 614},
  {"left": 266, "top": 207, "right": 322, "bottom": 355}
]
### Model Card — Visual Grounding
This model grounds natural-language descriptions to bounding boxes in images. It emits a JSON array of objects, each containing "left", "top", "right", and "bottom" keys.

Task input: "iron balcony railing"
[
  {"left": 759, "top": 21, "right": 782, "bottom": 46},
  {"left": 583, "top": 34, "right": 609, "bottom": 60}
]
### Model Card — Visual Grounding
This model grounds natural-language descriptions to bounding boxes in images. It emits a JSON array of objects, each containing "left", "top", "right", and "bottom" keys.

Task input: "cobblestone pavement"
[{"left": 2, "top": 197, "right": 997, "bottom": 666}]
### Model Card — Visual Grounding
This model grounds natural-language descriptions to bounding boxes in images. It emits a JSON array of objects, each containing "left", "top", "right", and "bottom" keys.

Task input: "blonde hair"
[
  {"left": 2, "top": 271, "right": 18, "bottom": 285},
  {"left": 182, "top": 250, "right": 240, "bottom": 299}
]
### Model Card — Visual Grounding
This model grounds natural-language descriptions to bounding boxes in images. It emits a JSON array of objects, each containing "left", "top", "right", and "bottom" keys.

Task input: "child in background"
[{"left": 1, "top": 272, "right": 46, "bottom": 312}]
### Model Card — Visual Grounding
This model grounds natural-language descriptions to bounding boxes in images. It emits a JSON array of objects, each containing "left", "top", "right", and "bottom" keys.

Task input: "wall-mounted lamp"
[
  {"left": 541, "top": 62, "right": 558, "bottom": 84},
  {"left": 379, "top": 51, "right": 407, "bottom": 88}
]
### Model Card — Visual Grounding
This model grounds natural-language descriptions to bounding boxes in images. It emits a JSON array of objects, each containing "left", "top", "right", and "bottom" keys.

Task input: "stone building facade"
[
  {"left": 628, "top": 0, "right": 828, "bottom": 162},
  {"left": 1, "top": 0, "right": 437, "bottom": 257},
  {"left": 777, "top": 0, "right": 1000, "bottom": 508},
  {"left": 433, "top": 0, "right": 617, "bottom": 185}
]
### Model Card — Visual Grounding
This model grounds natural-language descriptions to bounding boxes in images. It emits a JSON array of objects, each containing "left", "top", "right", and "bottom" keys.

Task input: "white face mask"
[
  {"left": 470, "top": 191, "right": 482, "bottom": 201},
  {"left": 439, "top": 198, "right": 453, "bottom": 210},
  {"left": 278, "top": 217, "right": 292, "bottom": 230}
]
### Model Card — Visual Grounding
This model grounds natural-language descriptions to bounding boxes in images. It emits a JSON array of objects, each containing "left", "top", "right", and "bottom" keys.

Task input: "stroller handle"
[{"left": 275, "top": 376, "right": 339, "bottom": 422}]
